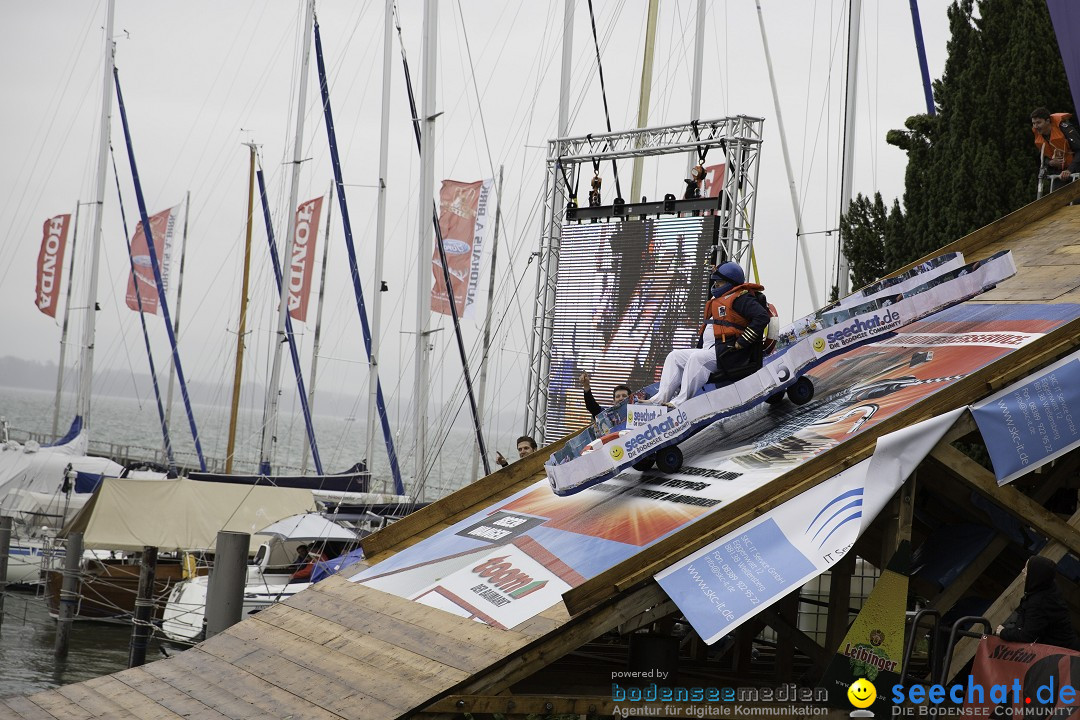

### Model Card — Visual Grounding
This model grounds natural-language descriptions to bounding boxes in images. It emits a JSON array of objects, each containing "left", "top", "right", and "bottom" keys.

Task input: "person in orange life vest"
[
  {"left": 289, "top": 544, "right": 329, "bottom": 583},
  {"left": 1031, "top": 107, "right": 1080, "bottom": 192},
  {"left": 649, "top": 262, "right": 770, "bottom": 405}
]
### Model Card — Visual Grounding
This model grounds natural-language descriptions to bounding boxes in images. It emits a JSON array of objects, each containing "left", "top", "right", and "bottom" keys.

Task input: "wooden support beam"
[
  {"left": 929, "top": 444, "right": 1080, "bottom": 558},
  {"left": 825, "top": 553, "right": 856, "bottom": 654},
  {"left": 929, "top": 470, "right": 1064, "bottom": 615},
  {"left": 947, "top": 505, "right": 1080, "bottom": 680},
  {"left": 618, "top": 599, "right": 679, "bottom": 636},
  {"left": 763, "top": 598, "right": 828, "bottom": 671},
  {"left": 562, "top": 316, "right": 1080, "bottom": 617}
]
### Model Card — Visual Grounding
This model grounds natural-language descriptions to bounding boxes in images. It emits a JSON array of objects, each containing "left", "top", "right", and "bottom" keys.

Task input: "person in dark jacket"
[
  {"left": 996, "top": 556, "right": 1079, "bottom": 649},
  {"left": 580, "top": 371, "right": 630, "bottom": 417}
]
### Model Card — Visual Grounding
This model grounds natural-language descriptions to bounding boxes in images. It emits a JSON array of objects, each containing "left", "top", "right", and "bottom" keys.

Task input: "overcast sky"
[{"left": 0, "top": 0, "right": 954, "bottom": 470}]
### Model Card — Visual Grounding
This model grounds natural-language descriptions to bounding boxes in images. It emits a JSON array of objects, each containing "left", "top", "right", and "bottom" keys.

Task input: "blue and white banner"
[
  {"left": 970, "top": 349, "right": 1080, "bottom": 486},
  {"left": 654, "top": 410, "right": 963, "bottom": 645}
]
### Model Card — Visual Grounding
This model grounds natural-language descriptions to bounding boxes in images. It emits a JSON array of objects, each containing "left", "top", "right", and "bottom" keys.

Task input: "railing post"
[{"left": 0, "top": 516, "right": 11, "bottom": 633}]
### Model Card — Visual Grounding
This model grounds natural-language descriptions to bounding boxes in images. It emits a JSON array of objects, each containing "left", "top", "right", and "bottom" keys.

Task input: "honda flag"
[
  {"left": 35, "top": 214, "right": 71, "bottom": 318},
  {"left": 287, "top": 196, "right": 324, "bottom": 323},
  {"left": 125, "top": 205, "right": 180, "bottom": 314},
  {"left": 431, "top": 178, "right": 494, "bottom": 320}
]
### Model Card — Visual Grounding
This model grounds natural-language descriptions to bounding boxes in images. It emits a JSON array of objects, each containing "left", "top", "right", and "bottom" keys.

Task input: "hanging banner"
[
  {"left": 971, "top": 347, "right": 1080, "bottom": 486},
  {"left": 819, "top": 545, "right": 910, "bottom": 714},
  {"left": 964, "top": 635, "right": 1080, "bottom": 716},
  {"left": 35, "top": 213, "right": 71, "bottom": 318},
  {"left": 430, "top": 178, "right": 493, "bottom": 320},
  {"left": 1048, "top": 0, "right": 1080, "bottom": 121},
  {"left": 703, "top": 163, "right": 726, "bottom": 198},
  {"left": 655, "top": 410, "right": 956, "bottom": 648},
  {"left": 125, "top": 205, "right": 180, "bottom": 314},
  {"left": 287, "top": 196, "right": 324, "bottom": 323}
]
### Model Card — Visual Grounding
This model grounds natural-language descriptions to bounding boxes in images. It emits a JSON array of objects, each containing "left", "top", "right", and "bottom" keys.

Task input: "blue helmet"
[{"left": 711, "top": 261, "right": 745, "bottom": 286}]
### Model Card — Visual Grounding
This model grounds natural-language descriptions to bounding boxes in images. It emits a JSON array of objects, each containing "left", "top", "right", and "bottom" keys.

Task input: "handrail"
[{"left": 939, "top": 615, "right": 992, "bottom": 685}]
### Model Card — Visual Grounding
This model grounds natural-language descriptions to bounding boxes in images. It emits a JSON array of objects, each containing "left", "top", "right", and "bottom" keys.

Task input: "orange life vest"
[
  {"left": 698, "top": 283, "right": 765, "bottom": 343},
  {"left": 1034, "top": 113, "right": 1074, "bottom": 169}
]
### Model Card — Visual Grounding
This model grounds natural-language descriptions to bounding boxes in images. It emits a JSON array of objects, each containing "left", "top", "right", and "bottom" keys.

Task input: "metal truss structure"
[{"left": 524, "top": 116, "right": 765, "bottom": 440}]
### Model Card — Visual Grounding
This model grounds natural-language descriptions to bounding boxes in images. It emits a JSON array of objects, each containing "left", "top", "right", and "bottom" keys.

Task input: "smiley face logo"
[
  {"left": 609, "top": 445, "right": 625, "bottom": 461},
  {"left": 847, "top": 678, "right": 876, "bottom": 709},
  {"left": 813, "top": 337, "right": 826, "bottom": 353}
]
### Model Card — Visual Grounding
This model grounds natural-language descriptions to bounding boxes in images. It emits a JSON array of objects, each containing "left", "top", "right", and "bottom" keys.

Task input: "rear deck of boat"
[{"left": 5, "top": 184, "right": 1080, "bottom": 719}]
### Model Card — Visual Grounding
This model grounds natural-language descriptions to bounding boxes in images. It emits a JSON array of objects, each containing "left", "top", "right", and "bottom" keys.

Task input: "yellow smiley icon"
[
  {"left": 813, "top": 337, "right": 826, "bottom": 353},
  {"left": 847, "top": 678, "right": 876, "bottom": 709},
  {"left": 609, "top": 445, "right": 624, "bottom": 461}
]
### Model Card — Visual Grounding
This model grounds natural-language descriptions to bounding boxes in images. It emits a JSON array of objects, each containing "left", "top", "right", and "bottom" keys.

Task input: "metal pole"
[
  {"left": 260, "top": 0, "right": 316, "bottom": 474},
  {"left": 204, "top": 531, "right": 249, "bottom": 638},
  {"left": 52, "top": 202, "right": 81, "bottom": 440},
  {"left": 414, "top": 0, "right": 438, "bottom": 490},
  {"left": 838, "top": 0, "right": 862, "bottom": 298},
  {"left": 367, "top": 0, "right": 395, "bottom": 487},
  {"left": 54, "top": 531, "right": 83, "bottom": 659},
  {"left": 301, "top": 182, "right": 333, "bottom": 475},
  {"left": 127, "top": 546, "right": 157, "bottom": 668},
  {"left": 164, "top": 191, "right": 191, "bottom": 450},
  {"left": 755, "top": 0, "right": 821, "bottom": 307},
  {"left": 76, "top": 0, "right": 116, "bottom": 428},
  {"left": 471, "top": 167, "right": 504, "bottom": 482},
  {"left": 630, "top": 0, "right": 660, "bottom": 202},
  {"left": 227, "top": 146, "right": 258, "bottom": 475},
  {"left": 0, "top": 516, "right": 10, "bottom": 633},
  {"left": 908, "top": 0, "right": 936, "bottom": 116},
  {"left": 687, "top": 0, "right": 706, "bottom": 175}
]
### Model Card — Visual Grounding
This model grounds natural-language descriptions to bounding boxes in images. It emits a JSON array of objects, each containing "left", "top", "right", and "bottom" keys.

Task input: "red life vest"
[
  {"left": 1034, "top": 113, "right": 1074, "bottom": 169},
  {"left": 698, "top": 283, "right": 765, "bottom": 343}
]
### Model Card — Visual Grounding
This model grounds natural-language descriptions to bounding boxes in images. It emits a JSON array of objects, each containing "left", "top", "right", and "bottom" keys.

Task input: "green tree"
[{"left": 842, "top": 0, "right": 1072, "bottom": 287}]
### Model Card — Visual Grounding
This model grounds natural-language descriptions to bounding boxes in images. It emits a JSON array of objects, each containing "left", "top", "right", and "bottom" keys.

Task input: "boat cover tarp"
[
  {"left": 256, "top": 512, "right": 359, "bottom": 541},
  {"left": 0, "top": 430, "right": 123, "bottom": 515},
  {"left": 62, "top": 477, "right": 316, "bottom": 552}
]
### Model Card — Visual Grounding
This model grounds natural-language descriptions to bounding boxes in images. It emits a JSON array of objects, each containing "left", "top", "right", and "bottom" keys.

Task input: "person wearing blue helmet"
[{"left": 648, "top": 261, "right": 771, "bottom": 405}]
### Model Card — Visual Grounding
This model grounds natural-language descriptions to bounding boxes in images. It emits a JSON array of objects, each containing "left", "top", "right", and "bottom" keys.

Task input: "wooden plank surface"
[
  {"left": 0, "top": 697, "right": 60, "bottom": 720},
  {"left": 51, "top": 683, "right": 135, "bottom": 719}
]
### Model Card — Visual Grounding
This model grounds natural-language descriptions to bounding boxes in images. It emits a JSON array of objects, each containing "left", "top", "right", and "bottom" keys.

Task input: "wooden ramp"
[{"left": 6, "top": 184, "right": 1080, "bottom": 719}]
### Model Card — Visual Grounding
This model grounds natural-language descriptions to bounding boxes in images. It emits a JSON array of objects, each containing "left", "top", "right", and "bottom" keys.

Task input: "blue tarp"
[{"left": 310, "top": 548, "right": 365, "bottom": 584}]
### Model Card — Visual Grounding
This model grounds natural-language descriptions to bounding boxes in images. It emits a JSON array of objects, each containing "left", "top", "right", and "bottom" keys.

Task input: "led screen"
[{"left": 544, "top": 215, "right": 717, "bottom": 441}]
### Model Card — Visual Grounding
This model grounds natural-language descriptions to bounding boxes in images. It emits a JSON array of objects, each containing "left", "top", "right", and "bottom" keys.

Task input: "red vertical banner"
[
  {"left": 704, "top": 163, "right": 726, "bottom": 198},
  {"left": 35, "top": 214, "right": 71, "bottom": 318},
  {"left": 126, "top": 206, "right": 179, "bottom": 314},
  {"left": 431, "top": 179, "right": 491, "bottom": 318},
  {"left": 287, "top": 196, "right": 323, "bottom": 323}
]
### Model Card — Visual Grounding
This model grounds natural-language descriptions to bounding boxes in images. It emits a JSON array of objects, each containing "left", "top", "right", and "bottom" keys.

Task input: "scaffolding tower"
[{"left": 525, "top": 116, "right": 765, "bottom": 440}]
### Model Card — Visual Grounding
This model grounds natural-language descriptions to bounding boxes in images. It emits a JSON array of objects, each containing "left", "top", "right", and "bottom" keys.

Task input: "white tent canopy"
[
  {"left": 63, "top": 477, "right": 316, "bottom": 552},
  {"left": 256, "top": 513, "right": 358, "bottom": 541}
]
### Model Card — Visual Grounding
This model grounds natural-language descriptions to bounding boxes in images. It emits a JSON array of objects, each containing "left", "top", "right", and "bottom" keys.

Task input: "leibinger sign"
[
  {"left": 825, "top": 309, "right": 903, "bottom": 350},
  {"left": 613, "top": 410, "right": 690, "bottom": 461}
]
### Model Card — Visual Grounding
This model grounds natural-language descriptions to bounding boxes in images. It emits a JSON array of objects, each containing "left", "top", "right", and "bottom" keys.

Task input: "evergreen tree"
[{"left": 842, "top": 0, "right": 1071, "bottom": 288}]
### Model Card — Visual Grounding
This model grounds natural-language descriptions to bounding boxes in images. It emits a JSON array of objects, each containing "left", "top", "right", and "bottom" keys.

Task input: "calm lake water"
[
  {"left": 0, "top": 590, "right": 164, "bottom": 699},
  {"left": 0, "top": 384, "right": 508, "bottom": 699}
]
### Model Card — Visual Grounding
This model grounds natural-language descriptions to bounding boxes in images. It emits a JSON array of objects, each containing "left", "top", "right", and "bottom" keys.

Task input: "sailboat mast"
[
  {"left": 164, "top": 190, "right": 191, "bottom": 447},
  {"left": 414, "top": 0, "right": 438, "bottom": 492},
  {"left": 686, "top": 0, "right": 705, "bottom": 174},
  {"left": 629, "top": 0, "right": 660, "bottom": 203},
  {"left": 301, "top": 182, "right": 333, "bottom": 475},
  {"left": 260, "top": 0, "right": 316, "bottom": 474},
  {"left": 227, "top": 145, "right": 258, "bottom": 474},
  {"left": 471, "top": 167, "right": 503, "bottom": 482},
  {"left": 75, "top": 0, "right": 116, "bottom": 428},
  {"left": 838, "top": 0, "right": 862, "bottom": 298},
  {"left": 52, "top": 201, "right": 82, "bottom": 439},
  {"left": 366, "top": 0, "right": 394, "bottom": 482},
  {"left": 755, "top": 0, "right": 821, "bottom": 308}
]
